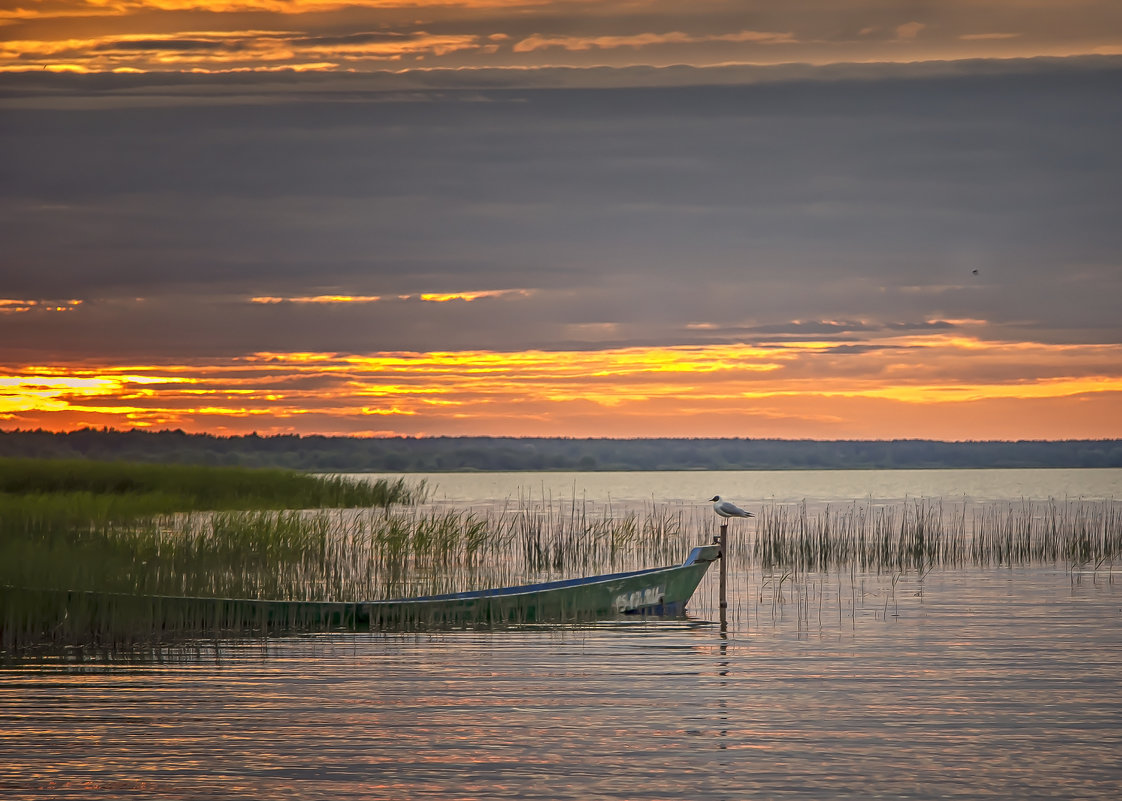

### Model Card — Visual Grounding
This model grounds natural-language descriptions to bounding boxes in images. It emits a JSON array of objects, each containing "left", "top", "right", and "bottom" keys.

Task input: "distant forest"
[{"left": 2, "top": 429, "right": 1121, "bottom": 471}]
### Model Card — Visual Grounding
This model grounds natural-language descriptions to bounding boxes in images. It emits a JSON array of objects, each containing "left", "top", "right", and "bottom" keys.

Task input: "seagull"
[{"left": 709, "top": 496, "right": 755, "bottom": 518}]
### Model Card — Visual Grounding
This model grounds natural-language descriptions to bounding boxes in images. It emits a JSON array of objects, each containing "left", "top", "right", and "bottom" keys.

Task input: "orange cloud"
[
  {"left": 3, "top": 0, "right": 1122, "bottom": 74},
  {"left": 419, "top": 289, "right": 533, "bottom": 302},
  {"left": 513, "top": 29, "right": 796, "bottom": 53},
  {"left": 248, "top": 290, "right": 531, "bottom": 305},
  {"left": 0, "top": 299, "right": 83, "bottom": 314},
  {"left": 894, "top": 22, "right": 926, "bottom": 42},
  {"left": 0, "top": 370, "right": 195, "bottom": 418},
  {"left": 251, "top": 294, "right": 383, "bottom": 304},
  {"left": 3, "top": 335, "right": 1121, "bottom": 438},
  {"left": 960, "top": 33, "right": 1023, "bottom": 41},
  {"left": 0, "top": 0, "right": 547, "bottom": 17},
  {"left": 0, "top": 28, "right": 488, "bottom": 72}
]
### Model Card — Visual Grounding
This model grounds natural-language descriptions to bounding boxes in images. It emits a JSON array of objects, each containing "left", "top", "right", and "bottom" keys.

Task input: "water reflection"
[
  {"left": 4, "top": 467, "right": 1121, "bottom": 799},
  {"left": 366, "top": 467, "right": 1122, "bottom": 506},
  {"left": 3, "top": 565, "right": 1120, "bottom": 799}
]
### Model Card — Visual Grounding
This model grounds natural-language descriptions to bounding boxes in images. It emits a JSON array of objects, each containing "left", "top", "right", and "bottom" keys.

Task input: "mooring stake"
[{"left": 719, "top": 520, "right": 728, "bottom": 611}]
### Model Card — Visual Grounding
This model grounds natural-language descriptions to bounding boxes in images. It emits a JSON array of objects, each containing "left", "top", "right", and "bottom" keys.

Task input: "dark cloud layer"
[{"left": 2, "top": 60, "right": 1121, "bottom": 359}]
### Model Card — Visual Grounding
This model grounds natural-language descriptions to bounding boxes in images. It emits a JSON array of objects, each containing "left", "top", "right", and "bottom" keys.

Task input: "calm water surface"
[
  {"left": 376, "top": 467, "right": 1122, "bottom": 507},
  {"left": 3, "top": 470, "right": 1121, "bottom": 800}
]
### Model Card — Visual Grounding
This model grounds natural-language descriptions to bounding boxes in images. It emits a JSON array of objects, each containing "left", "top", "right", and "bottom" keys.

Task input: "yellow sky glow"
[
  {"left": 420, "top": 290, "right": 533, "bottom": 302},
  {"left": 251, "top": 294, "right": 383, "bottom": 304},
  {"left": 3, "top": 336, "right": 1121, "bottom": 438},
  {"left": 0, "top": 299, "right": 83, "bottom": 314},
  {"left": 5, "top": 1, "right": 1121, "bottom": 73}
]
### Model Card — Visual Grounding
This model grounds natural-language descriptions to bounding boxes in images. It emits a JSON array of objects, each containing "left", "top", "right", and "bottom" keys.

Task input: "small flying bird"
[{"left": 709, "top": 496, "right": 755, "bottom": 518}]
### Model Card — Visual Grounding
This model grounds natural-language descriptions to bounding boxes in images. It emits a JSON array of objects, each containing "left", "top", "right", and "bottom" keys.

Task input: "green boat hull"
[{"left": 3, "top": 545, "right": 721, "bottom": 644}]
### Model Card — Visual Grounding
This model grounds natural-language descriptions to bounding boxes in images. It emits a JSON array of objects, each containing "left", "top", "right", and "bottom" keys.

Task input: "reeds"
[
  {"left": 3, "top": 473, "right": 1120, "bottom": 656},
  {"left": 752, "top": 499, "right": 969, "bottom": 572},
  {"left": 971, "top": 498, "right": 1122, "bottom": 567},
  {"left": 1, "top": 460, "right": 428, "bottom": 654},
  {"left": 0, "top": 498, "right": 695, "bottom": 653},
  {"left": 0, "top": 457, "right": 424, "bottom": 515},
  {"left": 11, "top": 495, "right": 1113, "bottom": 604},
  {"left": 749, "top": 498, "right": 1120, "bottom": 573}
]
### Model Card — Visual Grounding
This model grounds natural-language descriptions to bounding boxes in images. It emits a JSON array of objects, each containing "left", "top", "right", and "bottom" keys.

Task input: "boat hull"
[
  {"left": 367, "top": 543, "right": 720, "bottom": 626},
  {"left": 3, "top": 545, "right": 721, "bottom": 642}
]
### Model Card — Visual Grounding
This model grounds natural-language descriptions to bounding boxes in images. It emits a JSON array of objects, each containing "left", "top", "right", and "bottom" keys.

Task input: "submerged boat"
[
  {"left": 371, "top": 542, "right": 723, "bottom": 626},
  {"left": 7, "top": 544, "right": 721, "bottom": 641}
]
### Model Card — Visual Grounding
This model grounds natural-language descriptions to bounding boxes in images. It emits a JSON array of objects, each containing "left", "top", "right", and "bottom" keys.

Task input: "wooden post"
[{"left": 718, "top": 520, "right": 728, "bottom": 612}]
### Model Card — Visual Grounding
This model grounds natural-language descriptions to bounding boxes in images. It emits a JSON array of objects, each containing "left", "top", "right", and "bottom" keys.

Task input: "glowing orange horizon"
[
  {"left": 3, "top": 336, "right": 1121, "bottom": 439},
  {"left": 4, "top": 0, "right": 1121, "bottom": 75}
]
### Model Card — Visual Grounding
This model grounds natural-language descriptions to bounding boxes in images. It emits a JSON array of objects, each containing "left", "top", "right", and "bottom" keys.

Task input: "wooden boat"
[
  {"left": 6, "top": 544, "right": 721, "bottom": 640},
  {"left": 367, "top": 542, "right": 723, "bottom": 626}
]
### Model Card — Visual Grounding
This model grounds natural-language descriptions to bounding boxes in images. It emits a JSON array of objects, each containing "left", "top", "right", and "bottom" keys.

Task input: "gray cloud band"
[{"left": 2, "top": 60, "right": 1121, "bottom": 359}]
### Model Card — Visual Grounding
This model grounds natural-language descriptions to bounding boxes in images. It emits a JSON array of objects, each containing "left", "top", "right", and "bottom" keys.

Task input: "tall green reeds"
[
  {"left": 752, "top": 499, "right": 970, "bottom": 572},
  {"left": 1, "top": 460, "right": 428, "bottom": 653},
  {"left": 0, "top": 457, "right": 423, "bottom": 515},
  {"left": 748, "top": 498, "right": 1120, "bottom": 573},
  {"left": 4, "top": 464, "right": 1121, "bottom": 655}
]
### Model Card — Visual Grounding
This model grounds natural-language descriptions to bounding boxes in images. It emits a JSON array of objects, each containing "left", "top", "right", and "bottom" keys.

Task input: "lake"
[
  {"left": 374, "top": 466, "right": 1122, "bottom": 506},
  {"left": 2, "top": 469, "right": 1120, "bottom": 799}
]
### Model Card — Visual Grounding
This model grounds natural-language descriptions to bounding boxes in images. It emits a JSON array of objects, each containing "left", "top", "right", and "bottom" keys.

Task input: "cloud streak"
[
  {"left": 512, "top": 29, "right": 798, "bottom": 53},
  {"left": 3, "top": 1, "right": 1122, "bottom": 72},
  {"left": 4, "top": 334, "right": 1122, "bottom": 438}
]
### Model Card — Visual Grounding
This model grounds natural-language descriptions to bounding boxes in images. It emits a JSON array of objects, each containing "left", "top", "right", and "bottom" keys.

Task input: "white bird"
[{"left": 710, "top": 495, "right": 755, "bottom": 518}]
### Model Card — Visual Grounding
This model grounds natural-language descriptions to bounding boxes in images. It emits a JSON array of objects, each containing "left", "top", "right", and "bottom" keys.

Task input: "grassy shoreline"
[
  {"left": 3, "top": 458, "right": 1120, "bottom": 656},
  {"left": 0, "top": 457, "right": 423, "bottom": 516},
  {"left": 1, "top": 458, "right": 429, "bottom": 654}
]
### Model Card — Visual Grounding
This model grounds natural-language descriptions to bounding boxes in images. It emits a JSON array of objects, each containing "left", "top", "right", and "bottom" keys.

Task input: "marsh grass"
[
  {"left": 4, "top": 469, "right": 1121, "bottom": 655},
  {"left": 746, "top": 497, "right": 1121, "bottom": 573},
  {"left": 752, "top": 499, "right": 969, "bottom": 572},
  {"left": 0, "top": 460, "right": 427, "bottom": 653},
  {"left": 0, "top": 458, "right": 422, "bottom": 596},
  {"left": 0, "top": 457, "right": 423, "bottom": 518},
  {"left": 14, "top": 495, "right": 1111, "bottom": 605}
]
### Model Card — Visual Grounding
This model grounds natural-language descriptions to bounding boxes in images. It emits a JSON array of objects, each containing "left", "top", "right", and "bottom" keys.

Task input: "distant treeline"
[{"left": 2, "top": 429, "right": 1121, "bottom": 471}]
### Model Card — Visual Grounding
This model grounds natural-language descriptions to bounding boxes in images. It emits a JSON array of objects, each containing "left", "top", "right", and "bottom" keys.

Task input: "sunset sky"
[{"left": 3, "top": 2, "right": 1122, "bottom": 439}]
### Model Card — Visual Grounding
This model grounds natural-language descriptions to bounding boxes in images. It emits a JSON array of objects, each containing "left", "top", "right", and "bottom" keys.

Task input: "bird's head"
[{"left": 709, "top": 495, "right": 721, "bottom": 502}]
